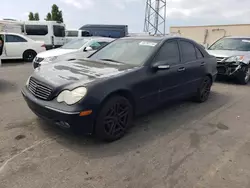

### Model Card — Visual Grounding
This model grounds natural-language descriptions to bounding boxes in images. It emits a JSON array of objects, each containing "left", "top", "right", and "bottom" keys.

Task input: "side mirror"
[
  {"left": 84, "top": 46, "right": 93, "bottom": 52},
  {"left": 152, "top": 61, "right": 170, "bottom": 71}
]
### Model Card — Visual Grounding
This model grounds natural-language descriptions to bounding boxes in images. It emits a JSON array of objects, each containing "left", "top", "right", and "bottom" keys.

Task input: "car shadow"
[
  {"left": 215, "top": 76, "right": 249, "bottom": 86},
  {"left": 0, "top": 79, "right": 18, "bottom": 93},
  {"left": 1, "top": 59, "right": 29, "bottom": 67},
  {"left": 38, "top": 90, "right": 230, "bottom": 159}
]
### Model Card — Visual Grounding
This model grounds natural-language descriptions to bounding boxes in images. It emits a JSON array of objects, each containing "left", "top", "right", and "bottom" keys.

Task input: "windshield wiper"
[{"left": 100, "top": 58, "right": 124, "bottom": 64}]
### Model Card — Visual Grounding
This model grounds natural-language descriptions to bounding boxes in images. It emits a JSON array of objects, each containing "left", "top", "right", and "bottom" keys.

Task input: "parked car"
[
  {"left": 0, "top": 32, "right": 46, "bottom": 61},
  {"left": 22, "top": 36, "right": 217, "bottom": 141},
  {"left": 33, "top": 37, "right": 114, "bottom": 69},
  {"left": 65, "top": 29, "right": 91, "bottom": 43},
  {"left": 207, "top": 36, "right": 250, "bottom": 84}
]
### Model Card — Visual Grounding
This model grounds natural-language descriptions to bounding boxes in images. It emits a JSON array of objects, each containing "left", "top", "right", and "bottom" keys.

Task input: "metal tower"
[{"left": 144, "top": 0, "right": 167, "bottom": 35}]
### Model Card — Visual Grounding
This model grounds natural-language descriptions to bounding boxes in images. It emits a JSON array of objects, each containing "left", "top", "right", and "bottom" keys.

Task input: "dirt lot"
[{"left": 1, "top": 62, "right": 250, "bottom": 188}]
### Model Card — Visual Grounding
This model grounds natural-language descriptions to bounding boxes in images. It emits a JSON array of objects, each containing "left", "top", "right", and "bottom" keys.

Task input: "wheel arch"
[
  {"left": 98, "top": 89, "right": 136, "bottom": 115},
  {"left": 22, "top": 49, "right": 37, "bottom": 58},
  {"left": 206, "top": 73, "right": 213, "bottom": 83}
]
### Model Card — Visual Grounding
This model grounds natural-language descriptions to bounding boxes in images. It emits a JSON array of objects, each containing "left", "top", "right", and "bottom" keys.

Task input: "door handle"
[
  {"left": 201, "top": 62, "right": 206, "bottom": 66},
  {"left": 178, "top": 67, "right": 186, "bottom": 72}
]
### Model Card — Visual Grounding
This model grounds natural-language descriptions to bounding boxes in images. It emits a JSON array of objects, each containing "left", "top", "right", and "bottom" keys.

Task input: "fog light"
[{"left": 56, "top": 121, "right": 70, "bottom": 129}]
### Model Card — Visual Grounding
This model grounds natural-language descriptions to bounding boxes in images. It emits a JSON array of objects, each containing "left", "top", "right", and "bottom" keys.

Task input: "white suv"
[{"left": 0, "top": 32, "right": 46, "bottom": 62}]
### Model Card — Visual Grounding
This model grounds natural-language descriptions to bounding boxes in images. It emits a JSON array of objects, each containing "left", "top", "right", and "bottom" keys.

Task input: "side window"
[
  {"left": 6, "top": 35, "right": 27, "bottom": 43},
  {"left": 53, "top": 25, "right": 65, "bottom": 37},
  {"left": 179, "top": 41, "right": 196, "bottom": 62},
  {"left": 195, "top": 47, "right": 204, "bottom": 59},
  {"left": 154, "top": 40, "right": 180, "bottom": 65},
  {"left": 81, "top": 30, "right": 91, "bottom": 37},
  {"left": 98, "top": 42, "right": 109, "bottom": 47},
  {"left": 25, "top": 25, "right": 48, "bottom": 36},
  {"left": 89, "top": 41, "right": 101, "bottom": 50},
  {"left": 66, "top": 31, "right": 78, "bottom": 37}
]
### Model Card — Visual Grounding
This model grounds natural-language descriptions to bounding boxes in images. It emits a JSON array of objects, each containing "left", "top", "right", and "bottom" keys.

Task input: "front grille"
[
  {"left": 216, "top": 57, "right": 225, "bottom": 63},
  {"left": 28, "top": 78, "right": 53, "bottom": 100},
  {"left": 217, "top": 66, "right": 226, "bottom": 74}
]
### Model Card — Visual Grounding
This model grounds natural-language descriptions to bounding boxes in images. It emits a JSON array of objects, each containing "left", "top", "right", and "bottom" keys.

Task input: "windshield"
[
  {"left": 209, "top": 38, "right": 250, "bottom": 51},
  {"left": 61, "top": 38, "right": 90, "bottom": 49},
  {"left": 89, "top": 39, "right": 160, "bottom": 65}
]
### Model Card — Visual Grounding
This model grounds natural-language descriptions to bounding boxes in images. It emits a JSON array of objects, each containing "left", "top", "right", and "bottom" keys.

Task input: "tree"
[
  {"left": 28, "top": 12, "right": 35, "bottom": 20},
  {"left": 45, "top": 13, "right": 52, "bottom": 21},
  {"left": 34, "top": 13, "right": 40, "bottom": 21},
  {"left": 45, "top": 4, "right": 63, "bottom": 22}
]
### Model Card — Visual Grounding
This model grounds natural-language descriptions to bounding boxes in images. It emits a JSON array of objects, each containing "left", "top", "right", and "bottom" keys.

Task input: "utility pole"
[{"left": 144, "top": 0, "right": 166, "bottom": 35}]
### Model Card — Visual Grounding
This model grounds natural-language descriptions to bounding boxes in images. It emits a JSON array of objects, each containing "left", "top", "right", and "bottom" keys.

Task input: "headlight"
[
  {"left": 57, "top": 87, "right": 87, "bottom": 105},
  {"left": 225, "top": 55, "right": 244, "bottom": 63},
  {"left": 44, "top": 56, "right": 57, "bottom": 62}
]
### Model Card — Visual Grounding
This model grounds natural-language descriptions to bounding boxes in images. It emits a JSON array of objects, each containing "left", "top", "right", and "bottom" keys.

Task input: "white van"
[
  {"left": 0, "top": 20, "right": 22, "bottom": 34},
  {"left": 65, "top": 29, "right": 91, "bottom": 43},
  {"left": 0, "top": 20, "right": 66, "bottom": 50},
  {"left": 22, "top": 21, "right": 66, "bottom": 50}
]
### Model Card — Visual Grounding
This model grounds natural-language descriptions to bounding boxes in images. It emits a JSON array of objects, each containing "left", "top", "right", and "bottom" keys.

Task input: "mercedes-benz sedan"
[{"left": 22, "top": 36, "right": 217, "bottom": 141}]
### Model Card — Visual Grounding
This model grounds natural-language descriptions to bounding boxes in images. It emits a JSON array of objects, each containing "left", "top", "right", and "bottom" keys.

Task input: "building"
[{"left": 170, "top": 24, "right": 250, "bottom": 47}]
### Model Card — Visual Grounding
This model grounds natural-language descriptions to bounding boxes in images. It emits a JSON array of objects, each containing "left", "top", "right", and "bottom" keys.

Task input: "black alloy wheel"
[
  {"left": 194, "top": 76, "right": 212, "bottom": 103},
  {"left": 23, "top": 50, "right": 37, "bottom": 62},
  {"left": 95, "top": 96, "right": 133, "bottom": 141}
]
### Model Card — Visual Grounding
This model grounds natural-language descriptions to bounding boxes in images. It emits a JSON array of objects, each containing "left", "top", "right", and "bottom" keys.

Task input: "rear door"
[
  {"left": 5, "top": 34, "right": 28, "bottom": 58},
  {"left": 53, "top": 25, "right": 66, "bottom": 46},
  {"left": 152, "top": 40, "right": 187, "bottom": 102},
  {"left": 178, "top": 40, "right": 205, "bottom": 94}
]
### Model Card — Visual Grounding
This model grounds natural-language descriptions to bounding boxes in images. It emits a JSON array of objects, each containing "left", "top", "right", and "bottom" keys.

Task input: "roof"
[
  {"left": 225, "top": 36, "right": 250, "bottom": 39},
  {"left": 121, "top": 35, "right": 181, "bottom": 41},
  {"left": 170, "top": 23, "right": 250, "bottom": 28},
  {"left": 0, "top": 32, "right": 23, "bottom": 35}
]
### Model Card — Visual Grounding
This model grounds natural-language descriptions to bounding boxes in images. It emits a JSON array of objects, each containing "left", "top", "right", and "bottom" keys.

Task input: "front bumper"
[
  {"left": 21, "top": 86, "right": 95, "bottom": 134},
  {"left": 217, "top": 62, "right": 246, "bottom": 77}
]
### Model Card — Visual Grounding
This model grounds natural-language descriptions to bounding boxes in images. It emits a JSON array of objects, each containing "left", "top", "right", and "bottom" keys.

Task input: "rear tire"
[
  {"left": 237, "top": 66, "right": 250, "bottom": 85},
  {"left": 193, "top": 76, "right": 212, "bottom": 103},
  {"left": 23, "top": 50, "right": 37, "bottom": 62},
  {"left": 95, "top": 95, "right": 133, "bottom": 142}
]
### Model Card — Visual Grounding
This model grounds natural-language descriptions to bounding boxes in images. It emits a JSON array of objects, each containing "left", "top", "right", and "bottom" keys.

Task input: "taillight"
[{"left": 41, "top": 44, "right": 46, "bottom": 48}]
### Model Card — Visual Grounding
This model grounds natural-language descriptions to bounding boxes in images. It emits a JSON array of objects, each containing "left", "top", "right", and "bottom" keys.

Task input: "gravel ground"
[{"left": 0, "top": 62, "right": 250, "bottom": 188}]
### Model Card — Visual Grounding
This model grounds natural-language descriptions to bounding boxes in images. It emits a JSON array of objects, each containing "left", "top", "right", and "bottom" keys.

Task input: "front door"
[
  {"left": 5, "top": 34, "right": 28, "bottom": 58},
  {"left": 151, "top": 40, "right": 187, "bottom": 102}
]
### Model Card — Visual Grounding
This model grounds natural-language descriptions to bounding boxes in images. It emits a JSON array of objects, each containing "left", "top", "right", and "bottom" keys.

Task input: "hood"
[
  {"left": 32, "top": 59, "right": 138, "bottom": 88},
  {"left": 206, "top": 50, "right": 250, "bottom": 58},
  {"left": 56, "top": 51, "right": 95, "bottom": 61},
  {"left": 37, "top": 48, "right": 78, "bottom": 58}
]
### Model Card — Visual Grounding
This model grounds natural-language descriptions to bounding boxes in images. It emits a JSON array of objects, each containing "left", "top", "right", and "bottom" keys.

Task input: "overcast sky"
[{"left": 1, "top": 0, "right": 250, "bottom": 32}]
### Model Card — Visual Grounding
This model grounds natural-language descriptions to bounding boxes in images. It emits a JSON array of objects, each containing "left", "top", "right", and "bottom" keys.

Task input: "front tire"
[
  {"left": 95, "top": 95, "right": 133, "bottom": 142},
  {"left": 193, "top": 76, "right": 212, "bottom": 103},
  {"left": 23, "top": 50, "right": 37, "bottom": 62},
  {"left": 237, "top": 66, "right": 250, "bottom": 85}
]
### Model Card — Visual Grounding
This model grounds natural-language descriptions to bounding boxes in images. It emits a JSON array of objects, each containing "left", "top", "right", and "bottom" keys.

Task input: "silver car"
[
  {"left": 33, "top": 37, "right": 114, "bottom": 69},
  {"left": 207, "top": 36, "right": 250, "bottom": 84}
]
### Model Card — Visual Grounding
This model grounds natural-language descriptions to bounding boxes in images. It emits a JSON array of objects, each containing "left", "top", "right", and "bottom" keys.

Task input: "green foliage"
[
  {"left": 46, "top": 4, "right": 63, "bottom": 22},
  {"left": 28, "top": 12, "right": 34, "bottom": 20},
  {"left": 34, "top": 13, "right": 40, "bottom": 21},
  {"left": 45, "top": 13, "right": 52, "bottom": 21},
  {"left": 29, "top": 4, "right": 63, "bottom": 22}
]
